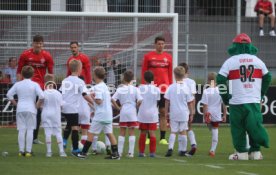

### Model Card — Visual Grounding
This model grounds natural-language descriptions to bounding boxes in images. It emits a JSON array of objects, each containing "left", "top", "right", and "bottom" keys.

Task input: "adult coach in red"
[
  {"left": 141, "top": 36, "right": 172, "bottom": 145},
  {"left": 66, "top": 41, "right": 92, "bottom": 84},
  {"left": 17, "top": 35, "right": 54, "bottom": 144}
]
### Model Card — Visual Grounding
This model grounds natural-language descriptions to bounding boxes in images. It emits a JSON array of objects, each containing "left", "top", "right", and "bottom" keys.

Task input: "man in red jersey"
[
  {"left": 254, "top": 0, "right": 275, "bottom": 36},
  {"left": 63, "top": 41, "right": 92, "bottom": 148},
  {"left": 17, "top": 35, "right": 54, "bottom": 144},
  {"left": 66, "top": 42, "right": 92, "bottom": 84},
  {"left": 141, "top": 36, "right": 172, "bottom": 145}
]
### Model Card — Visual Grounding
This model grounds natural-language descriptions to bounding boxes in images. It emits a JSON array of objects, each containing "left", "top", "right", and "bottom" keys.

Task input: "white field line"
[
  {"left": 205, "top": 165, "right": 224, "bottom": 169},
  {"left": 238, "top": 171, "right": 259, "bottom": 175},
  {"left": 0, "top": 161, "right": 275, "bottom": 167},
  {"left": 172, "top": 159, "right": 187, "bottom": 163}
]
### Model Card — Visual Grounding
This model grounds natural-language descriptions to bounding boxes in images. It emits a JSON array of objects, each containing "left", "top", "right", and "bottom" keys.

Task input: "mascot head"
[{"left": 227, "top": 33, "right": 258, "bottom": 56}]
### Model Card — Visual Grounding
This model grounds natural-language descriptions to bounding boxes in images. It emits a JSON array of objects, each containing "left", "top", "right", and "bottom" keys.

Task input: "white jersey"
[
  {"left": 78, "top": 95, "right": 91, "bottom": 125},
  {"left": 93, "top": 82, "right": 113, "bottom": 124},
  {"left": 59, "top": 76, "right": 88, "bottom": 114},
  {"left": 183, "top": 77, "right": 197, "bottom": 94},
  {"left": 112, "top": 84, "right": 143, "bottom": 122},
  {"left": 164, "top": 82, "right": 194, "bottom": 122},
  {"left": 138, "top": 84, "right": 160, "bottom": 123},
  {"left": 219, "top": 54, "right": 269, "bottom": 104},
  {"left": 200, "top": 87, "right": 223, "bottom": 122},
  {"left": 6, "top": 79, "right": 44, "bottom": 114},
  {"left": 41, "top": 89, "right": 63, "bottom": 128}
]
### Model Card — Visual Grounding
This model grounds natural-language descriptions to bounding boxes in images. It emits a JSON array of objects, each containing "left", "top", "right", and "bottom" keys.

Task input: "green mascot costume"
[{"left": 217, "top": 33, "right": 272, "bottom": 160}]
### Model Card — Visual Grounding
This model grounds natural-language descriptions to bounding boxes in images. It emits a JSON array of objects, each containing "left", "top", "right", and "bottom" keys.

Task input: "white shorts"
[
  {"left": 170, "top": 120, "right": 188, "bottom": 133},
  {"left": 89, "top": 121, "right": 113, "bottom": 134},
  {"left": 16, "top": 112, "right": 36, "bottom": 130},
  {"left": 78, "top": 112, "right": 91, "bottom": 125},
  {"left": 44, "top": 127, "right": 62, "bottom": 137}
]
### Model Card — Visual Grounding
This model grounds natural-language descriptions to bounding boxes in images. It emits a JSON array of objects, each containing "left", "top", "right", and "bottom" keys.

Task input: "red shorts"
[
  {"left": 119, "top": 121, "right": 138, "bottom": 128},
  {"left": 80, "top": 124, "right": 90, "bottom": 129},
  {"left": 139, "top": 123, "right": 157, "bottom": 130},
  {"left": 211, "top": 122, "right": 220, "bottom": 128}
]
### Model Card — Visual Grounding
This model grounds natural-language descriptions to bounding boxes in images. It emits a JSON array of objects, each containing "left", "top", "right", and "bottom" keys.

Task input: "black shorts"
[
  {"left": 257, "top": 11, "right": 268, "bottom": 17},
  {"left": 158, "top": 94, "right": 165, "bottom": 108},
  {"left": 63, "top": 113, "right": 79, "bottom": 127}
]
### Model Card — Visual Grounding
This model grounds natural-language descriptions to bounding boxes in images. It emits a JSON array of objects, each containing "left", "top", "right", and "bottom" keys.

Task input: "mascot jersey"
[{"left": 219, "top": 53, "right": 268, "bottom": 104}]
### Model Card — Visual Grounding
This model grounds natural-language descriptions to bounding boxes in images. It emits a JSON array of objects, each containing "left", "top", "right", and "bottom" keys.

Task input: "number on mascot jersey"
[{"left": 239, "top": 65, "right": 255, "bottom": 82}]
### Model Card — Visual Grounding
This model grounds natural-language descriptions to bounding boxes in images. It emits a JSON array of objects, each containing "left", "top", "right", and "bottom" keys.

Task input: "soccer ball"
[
  {"left": 96, "top": 141, "right": 106, "bottom": 154},
  {"left": 78, "top": 141, "right": 84, "bottom": 151}
]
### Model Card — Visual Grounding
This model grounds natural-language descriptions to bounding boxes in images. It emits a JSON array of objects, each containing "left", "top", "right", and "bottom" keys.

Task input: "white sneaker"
[
  {"left": 126, "top": 153, "right": 134, "bottom": 158},
  {"left": 33, "top": 139, "right": 44, "bottom": 144},
  {"left": 59, "top": 152, "right": 67, "bottom": 157},
  {"left": 46, "top": 152, "right": 52, "bottom": 157},
  {"left": 259, "top": 30, "right": 264, "bottom": 36},
  {"left": 249, "top": 151, "right": 263, "bottom": 160},
  {"left": 229, "top": 152, "right": 248, "bottom": 160},
  {"left": 118, "top": 153, "right": 122, "bottom": 157},
  {"left": 269, "top": 30, "right": 276, "bottom": 36}
]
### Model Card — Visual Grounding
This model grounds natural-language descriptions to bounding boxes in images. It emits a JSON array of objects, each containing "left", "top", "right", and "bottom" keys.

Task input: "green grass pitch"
[{"left": 0, "top": 126, "right": 275, "bottom": 175}]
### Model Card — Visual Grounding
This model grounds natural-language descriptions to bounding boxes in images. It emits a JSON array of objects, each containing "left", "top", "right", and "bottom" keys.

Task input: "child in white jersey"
[
  {"left": 164, "top": 66, "right": 194, "bottom": 157},
  {"left": 77, "top": 76, "right": 93, "bottom": 147},
  {"left": 200, "top": 72, "right": 227, "bottom": 157},
  {"left": 59, "top": 59, "right": 94, "bottom": 156},
  {"left": 179, "top": 62, "right": 198, "bottom": 156},
  {"left": 7, "top": 66, "right": 44, "bottom": 157},
  {"left": 37, "top": 74, "right": 67, "bottom": 157},
  {"left": 77, "top": 66, "right": 120, "bottom": 160},
  {"left": 138, "top": 71, "right": 160, "bottom": 157},
  {"left": 112, "top": 70, "right": 143, "bottom": 157}
]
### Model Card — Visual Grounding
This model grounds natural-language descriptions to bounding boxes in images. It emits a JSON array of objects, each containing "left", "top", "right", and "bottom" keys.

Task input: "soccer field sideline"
[{"left": 1, "top": 126, "right": 275, "bottom": 175}]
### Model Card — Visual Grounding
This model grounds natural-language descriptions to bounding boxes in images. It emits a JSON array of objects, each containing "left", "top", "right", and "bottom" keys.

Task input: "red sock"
[
  {"left": 150, "top": 136, "right": 156, "bottom": 154},
  {"left": 139, "top": 133, "right": 146, "bottom": 153},
  {"left": 81, "top": 139, "right": 86, "bottom": 145}
]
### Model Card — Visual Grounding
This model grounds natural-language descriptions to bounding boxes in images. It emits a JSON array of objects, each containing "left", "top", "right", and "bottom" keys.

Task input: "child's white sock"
[
  {"left": 188, "top": 130, "right": 197, "bottom": 146},
  {"left": 81, "top": 135, "right": 88, "bottom": 141},
  {"left": 46, "top": 134, "right": 52, "bottom": 153},
  {"left": 92, "top": 135, "right": 98, "bottom": 151},
  {"left": 18, "top": 129, "right": 26, "bottom": 152},
  {"left": 211, "top": 128, "right": 218, "bottom": 152},
  {"left": 56, "top": 134, "right": 64, "bottom": 153},
  {"left": 128, "top": 136, "right": 136, "bottom": 155},
  {"left": 26, "top": 129, "right": 33, "bottom": 153},
  {"left": 118, "top": 136, "right": 125, "bottom": 156},
  {"left": 105, "top": 135, "right": 111, "bottom": 147},
  {"left": 178, "top": 135, "right": 187, "bottom": 152},
  {"left": 168, "top": 133, "right": 176, "bottom": 150}
]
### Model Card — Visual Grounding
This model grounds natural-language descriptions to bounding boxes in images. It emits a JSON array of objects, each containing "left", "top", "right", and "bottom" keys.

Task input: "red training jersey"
[
  {"left": 66, "top": 53, "right": 92, "bottom": 84},
  {"left": 254, "top": 0, "right": 273, "bottom": 14},
  {"left": 141, "top": 51, "right": 172, "bottom": 93},
  {"left": 17, "top": 48, "right": 54, "bottom": 89}
]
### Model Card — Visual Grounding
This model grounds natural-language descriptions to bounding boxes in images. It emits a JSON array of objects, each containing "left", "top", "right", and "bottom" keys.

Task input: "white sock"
[
  {"left": 92, "top": 135, "right": 98, "bottom": 151},
  {"left": 118, "top": 136, "right": 125, "bottom": 155},
  {"left": 178, "top": 135, "right": 187, "bottom": 152},
  {"left": 188, "top": 130, "right": 197, "bottom": 146},
  {"left": 26, "top": 129, "right": 33, "bottom": 153},
  {"left": 18, "top": 129, "right": 26, "bottom": 152},
  {"left": 105, "top": 135, "right": 111, "bottom": 147},
  {"left": 56, "top": 134, "right": 64, "bottom": 153},
  {"left": 168, "top": 133, "right": 176, "bottom": 150},
  {"left": 45, "top": 134, "right": 52, "bottom": 153},
  {"left": 128, "top": 136, "right": 136, "bottom": 155},
  {"left": 211, "top": 128, "right": 218, "bottom": 152},
  {"left": 81, "top": 135, "right": 88, "bottom": 141}
]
